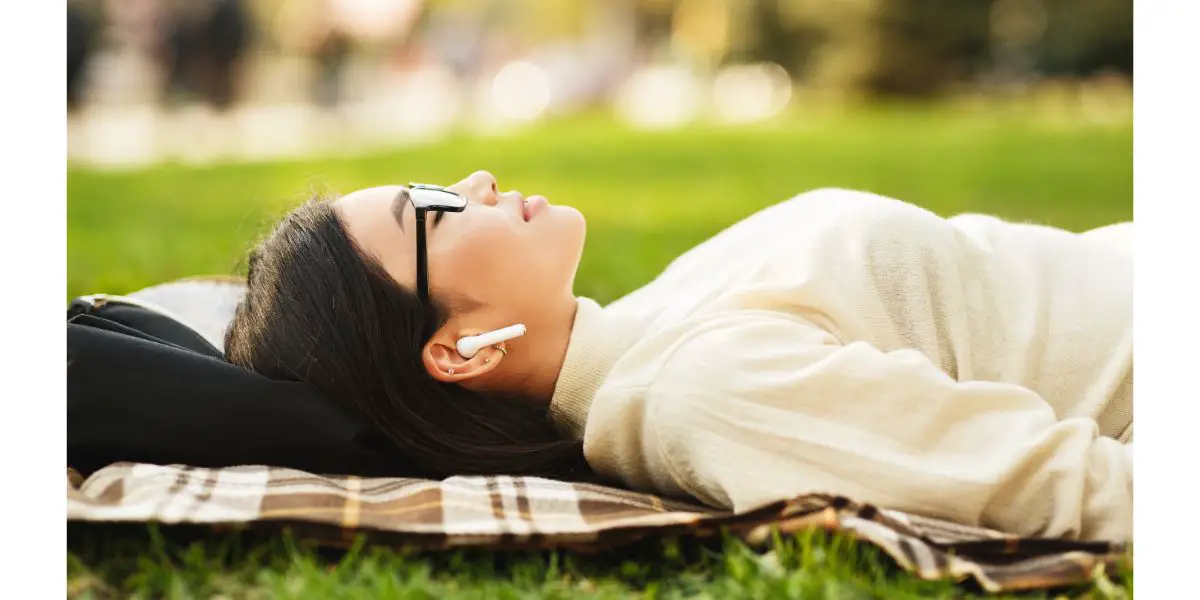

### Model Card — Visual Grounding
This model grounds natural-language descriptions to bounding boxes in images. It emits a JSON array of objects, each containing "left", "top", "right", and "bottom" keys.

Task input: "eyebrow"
[
  {"left": 390, "top": 188, "right": 445, "bottom": 233},
  {"left": 390, "top": 189, "right": 409, "bottom": 232}
]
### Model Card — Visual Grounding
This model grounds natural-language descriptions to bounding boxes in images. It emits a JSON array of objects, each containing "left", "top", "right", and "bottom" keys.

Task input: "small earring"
[
  {"left": 483, "top": 357, "right": 490, "bottom": 364},
  {"left": 447, "top": 368, "right": 455, "bottom": 375}
]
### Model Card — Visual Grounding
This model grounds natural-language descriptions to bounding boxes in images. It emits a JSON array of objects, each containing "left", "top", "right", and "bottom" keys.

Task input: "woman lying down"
[{"left": 226, "top": 171, "right": 1132, "bottom": 542}]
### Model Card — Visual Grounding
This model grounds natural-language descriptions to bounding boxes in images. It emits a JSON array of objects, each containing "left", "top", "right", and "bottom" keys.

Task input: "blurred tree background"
[
  {"left": 67, "top": 0, "right": 1131, "bottom": 168},
  {"left": 722, "top": 0, "right": 1131, "bottom": 97}
]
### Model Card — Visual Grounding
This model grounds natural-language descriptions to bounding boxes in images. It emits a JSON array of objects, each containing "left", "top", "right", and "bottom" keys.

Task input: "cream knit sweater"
[{"left": 548, "top": 188, "right": 1132, "bottom": 541}]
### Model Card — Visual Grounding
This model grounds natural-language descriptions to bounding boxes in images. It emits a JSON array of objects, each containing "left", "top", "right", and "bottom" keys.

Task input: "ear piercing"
[{"left": 449, "top": 344, "right": 506, "bottom": 374}]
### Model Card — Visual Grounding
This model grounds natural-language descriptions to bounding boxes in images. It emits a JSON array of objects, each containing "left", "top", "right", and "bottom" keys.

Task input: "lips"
[{"left": 523, "top": 195, "right": 548, "bottom": 221}]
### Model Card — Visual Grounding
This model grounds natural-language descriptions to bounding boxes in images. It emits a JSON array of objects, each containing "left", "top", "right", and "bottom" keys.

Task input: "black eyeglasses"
[{"left": 406, "top": 183, "right": 468, "bottom": 304}]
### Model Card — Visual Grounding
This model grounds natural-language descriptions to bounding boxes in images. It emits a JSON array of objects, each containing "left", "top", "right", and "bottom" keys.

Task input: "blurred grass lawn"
[
  {"left": 67, "top": 106, "right": 1132, "bottom": 599},
  {"left": 68, "top": 105, "right": 1131, "bottom": 301}
]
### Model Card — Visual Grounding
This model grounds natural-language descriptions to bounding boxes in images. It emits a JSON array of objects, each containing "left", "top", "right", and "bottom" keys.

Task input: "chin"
[
  {"left": 549, "top": 202, "right": 584, "bottom": 221},
  {"left": 565, "top": 207, "right": 588, "bottom": 253},
  {"left": 558, "top": 204, "right": 587, "bottom": 235},
  {"left": 547, "top": 207, "right": 587, "bottom": 285}
]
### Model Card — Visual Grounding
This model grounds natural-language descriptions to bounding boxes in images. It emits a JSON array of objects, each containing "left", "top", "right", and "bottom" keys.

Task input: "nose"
[{"left": 461, "top": 170, "right": 499, "bottom": 206}]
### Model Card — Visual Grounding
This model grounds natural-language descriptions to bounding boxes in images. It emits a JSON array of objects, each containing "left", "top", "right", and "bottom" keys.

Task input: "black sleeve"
[{"left": 67, "top": 306, "right": 411, "bottom": 478}]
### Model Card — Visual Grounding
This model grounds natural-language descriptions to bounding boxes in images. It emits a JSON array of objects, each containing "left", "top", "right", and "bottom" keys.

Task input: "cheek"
[
  {"left": 437, "top": 223, "right": 523, "bottom": 292},
  {"left": 436, "top": 215, "right": 581, "bottom": 302}
]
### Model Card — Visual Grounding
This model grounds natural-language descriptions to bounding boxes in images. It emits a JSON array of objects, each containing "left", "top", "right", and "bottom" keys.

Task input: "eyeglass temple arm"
[{"left": 415, "top": 208, "right": 428, "bottom": 304}]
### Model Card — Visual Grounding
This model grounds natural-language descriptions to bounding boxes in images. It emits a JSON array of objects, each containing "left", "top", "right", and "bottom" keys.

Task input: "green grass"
[
  {"left": 68, "top": 106, "right": 1133, "bottom": 598},
  {"left": 68, "top": 524, "right": 1131, "bottom": 600}
]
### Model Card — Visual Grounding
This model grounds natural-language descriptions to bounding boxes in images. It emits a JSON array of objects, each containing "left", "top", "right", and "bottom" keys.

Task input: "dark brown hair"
[{"left": 225, "top": 197, "right": 589, "bottom": 480}]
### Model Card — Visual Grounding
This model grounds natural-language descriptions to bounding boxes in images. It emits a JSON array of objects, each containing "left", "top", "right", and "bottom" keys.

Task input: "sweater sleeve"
[{"left": 631, "top": 311, "right": 1132, "bottom": 541}]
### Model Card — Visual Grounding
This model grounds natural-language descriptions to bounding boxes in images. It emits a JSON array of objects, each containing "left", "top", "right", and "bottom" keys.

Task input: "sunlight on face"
[{"left": 335, "top": 171, "right": 587, "bottom": 317}]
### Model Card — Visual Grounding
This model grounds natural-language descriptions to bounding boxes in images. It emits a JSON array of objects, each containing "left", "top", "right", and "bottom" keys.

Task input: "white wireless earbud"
[{"left": 456, "top": 324, "right": 526, "bottom": 359}]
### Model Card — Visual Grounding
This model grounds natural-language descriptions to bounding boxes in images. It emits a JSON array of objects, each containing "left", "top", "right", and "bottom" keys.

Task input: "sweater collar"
[{"left": 548, "top": 296, "right": 633, "bottom": 441}]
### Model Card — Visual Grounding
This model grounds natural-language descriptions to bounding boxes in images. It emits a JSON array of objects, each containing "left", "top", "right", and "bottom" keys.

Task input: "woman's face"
[{"left": 336, "top": 171, "right": 587, "bottom": 315}]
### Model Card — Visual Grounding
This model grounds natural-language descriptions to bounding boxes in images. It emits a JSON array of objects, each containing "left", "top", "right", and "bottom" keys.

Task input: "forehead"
[
  {"left": 336, "top": 185, "right": 405, "bottom": 220},
  {"left": 335, "top": 185, "right": 414, "bottom": 284}
]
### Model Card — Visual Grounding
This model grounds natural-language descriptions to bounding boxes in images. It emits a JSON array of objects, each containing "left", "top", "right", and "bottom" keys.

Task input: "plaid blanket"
[{"left": 68, "top": 463, "right": 1126, "bottom": 593}]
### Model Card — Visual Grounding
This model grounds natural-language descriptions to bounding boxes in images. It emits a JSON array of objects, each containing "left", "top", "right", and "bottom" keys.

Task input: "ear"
[{"left": 422, "top": 328, "right": 506, "bottom": 384}]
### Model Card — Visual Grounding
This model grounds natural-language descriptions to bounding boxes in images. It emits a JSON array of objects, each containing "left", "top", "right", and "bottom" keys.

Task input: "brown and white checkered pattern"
[{"left": 68, "top": 463, "right": 1126, "bottom": 593}]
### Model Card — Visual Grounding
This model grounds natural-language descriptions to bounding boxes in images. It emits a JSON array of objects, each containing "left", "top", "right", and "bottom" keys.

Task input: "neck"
[{"left": 522, "top": 295, "right": 580, "bottom": 403}]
